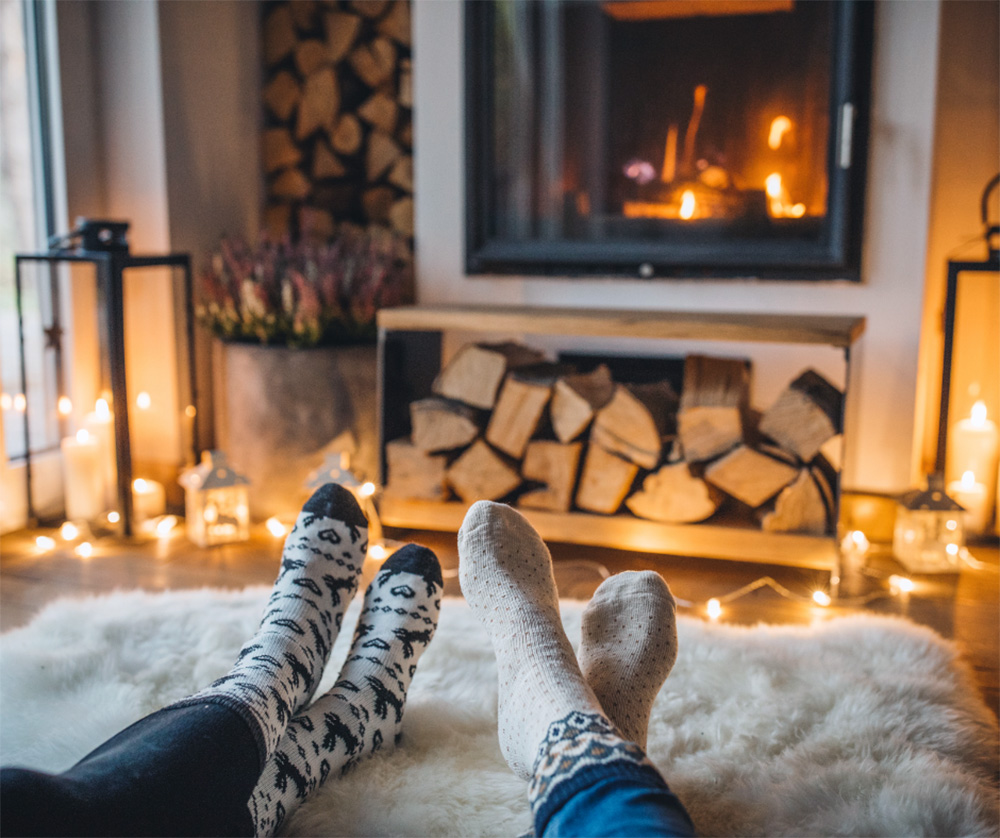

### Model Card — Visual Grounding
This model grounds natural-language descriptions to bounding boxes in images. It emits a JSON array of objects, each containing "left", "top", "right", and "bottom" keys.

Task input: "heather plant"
[{"left": 197, "top": 225, "right": 412, "bottom": 347}]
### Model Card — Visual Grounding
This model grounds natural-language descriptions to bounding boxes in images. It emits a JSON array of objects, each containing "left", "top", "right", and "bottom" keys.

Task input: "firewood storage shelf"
[{"left": 377, "top": 305, "right": 865, "bottom": 570}]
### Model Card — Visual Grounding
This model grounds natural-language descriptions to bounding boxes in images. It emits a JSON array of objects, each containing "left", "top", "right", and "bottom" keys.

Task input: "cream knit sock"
[
  {"left": 578, "top": 571, "right": 678, "bottom": 749},
  {"left": 458, "top": 501, "right": 606, "bottom": 780}
]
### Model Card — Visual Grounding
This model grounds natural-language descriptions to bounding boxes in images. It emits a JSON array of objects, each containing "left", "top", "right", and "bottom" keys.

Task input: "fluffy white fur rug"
[{"left": 2, "top": 588, "right": 997, "bottom": 837}]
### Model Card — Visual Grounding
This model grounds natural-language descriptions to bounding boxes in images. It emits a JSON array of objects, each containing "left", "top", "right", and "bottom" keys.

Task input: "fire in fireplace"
[{"left": 465, "top": 0, "right": 874, "bottom": 279}]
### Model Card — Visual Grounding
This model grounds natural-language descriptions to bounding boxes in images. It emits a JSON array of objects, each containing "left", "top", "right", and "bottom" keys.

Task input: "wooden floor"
[{"left": 2, "top": 522, "right": 998, "bottom": 720}]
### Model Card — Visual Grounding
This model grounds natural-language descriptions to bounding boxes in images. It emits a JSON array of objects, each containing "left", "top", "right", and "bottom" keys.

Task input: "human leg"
[
  {"left": 249, "top": 543, "right": 443, "bottom": 836},
  {"left": 0, "top": 483, "right": 367, "bottom": 837},
  {"left": 458, "top": 502, "right": 695, "bottom": 838}
]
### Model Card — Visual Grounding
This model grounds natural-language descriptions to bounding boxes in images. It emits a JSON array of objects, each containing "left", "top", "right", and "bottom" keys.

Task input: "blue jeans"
[{"left": 538, "top": 760, "right": 697, "bottom": 838}]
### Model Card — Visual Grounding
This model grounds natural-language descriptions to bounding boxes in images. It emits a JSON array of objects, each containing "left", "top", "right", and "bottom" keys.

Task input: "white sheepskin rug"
[{"left": 2, "top": 588, "right": 997, "bottom": 837}]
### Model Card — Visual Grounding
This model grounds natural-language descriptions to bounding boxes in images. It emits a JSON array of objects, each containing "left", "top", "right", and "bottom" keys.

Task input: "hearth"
[{"left": 466, "top": 0, "right": 874, "bottom": 279}]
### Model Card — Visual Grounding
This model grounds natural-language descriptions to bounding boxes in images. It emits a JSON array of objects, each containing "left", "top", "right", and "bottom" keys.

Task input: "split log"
[
  {"left": 759, "top": 369, "right": 843, "bottom": 462},
  {"left": 677, "top": 354, "right": 748, "bottom": 461},
  {"left": 575, "top": 444, "right": 639, "bottom": 514},
  {"left": 362, "top": 186, "right": 394, "bottom": 224},
  {"left": 331, "top": 114, "right": 363, "bottom": 155},
  {"left": 626, "top": 463, "right": 721, "bottom": 523},
  {"left": 263, "top": 5, "right": 296, "bottom": 65},
  {"left": 324, "top": 11, "right": 361, "bottom": 62},
  {"left": 264, "top": 205, "right": 291, "bottom": 238},
  {"left": 446, "top": 440, "right": 522, "bottom": 503},
  {"left": 550, "top": 364, "right": 615, "bottom": 443},
  {"left": 262, "top": 71, "right": 301, "bottom": 121},
  {"left": 359, "top": 91, "right": 398, "bottom": 133},
  {"left": 349, "top": 37, "right": 396, "bottom": 88},
  {"left": 590, "top": 382, "right": 675, "bottom": 470},
  {"left": 377, "top": 1, "right": 412, "bottom": 46},
  {"left": 398, "top": 58, "right": 413, "bottom": 107},
  {"left": 409, "top": 398, "right": 479, "bottom": 453},
  {"left": 296, "top": 67, "right": 339, "bottom": 141},
  {"left": 366, "top": 131, "right": 402, "bottom": 182},
  {"left": 313, "top": 140, "right": 346, "bottom": 179},
  {"left": 433, "top": 342, "right": 545, "bottom": 410},
  {"left": 389, "top": 197, "right": 413, "bottom": 237},
  {"left": 295, "top": 39, "right": 330, "bottom": 78},
  {"left": 385, "top": 438, "right": 448, "bottom": 501},
  {"left": 263, "top": 129, "right": 302, "bottom": 174},
  {"left": 760, "top": 470, "right": 829, "bottom": 534},
  {"left": 519, "top": 441, "right": 583, "bottom": 513},
  {"left": 270, "top": 168, "right": 311, "bottom": 200},
  {"left": 704, "top": 445, "right": 798, "bottom": 508},
  {"left": 388, "top": 156, "right": 413, "bottom": 192},
  {"left": 818, "top": 433, "right": 843, "bottom": 472},
  {"left": 486, "top": 373, "right": 553, "bottom": 458},
  {"left": 298, "top": 206, "right": 335, "bottom": 241},
  {"left": 289, "top": 0, "right": 319, "bottom": 32},
  {"left": 350, "top": 0, "right": 390, "bottom": 18}
]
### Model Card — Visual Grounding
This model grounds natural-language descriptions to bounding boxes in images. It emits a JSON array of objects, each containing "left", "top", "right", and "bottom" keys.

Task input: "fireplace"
[{"left": 465, "top": 0, "right": 873, "bottom": 279}]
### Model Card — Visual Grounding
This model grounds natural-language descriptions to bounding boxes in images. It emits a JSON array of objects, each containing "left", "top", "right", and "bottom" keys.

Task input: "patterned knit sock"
[
  {"left": 578, "top": 571, "right": 678, "bottom": 750},
  {"left": 171, "top": 483, "right": 367, "bottom": 762},
  {"left": 458, "top": 501, "right": 611, "bottom": 780},
  {"left": 248, "top": 544, "right": 443, "bottom": 837}
]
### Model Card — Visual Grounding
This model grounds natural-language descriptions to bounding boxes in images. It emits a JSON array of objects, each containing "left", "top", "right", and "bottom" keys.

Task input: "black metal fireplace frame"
[{"left": 464, "top": 0, "right": 874, "bottom": 281}]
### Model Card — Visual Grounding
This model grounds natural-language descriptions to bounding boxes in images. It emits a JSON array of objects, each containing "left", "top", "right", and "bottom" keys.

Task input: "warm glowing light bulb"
[
  {"left": 156, "top": 515, "right": 178, "bottom": 537},
  {"left": 60, "top": 522, "right": 79, "bottom": 541},
  {"left": 203, "top": 504, "right": 219, "bottom": 523},
  {"left": 812, "top": 590, "right": 832, "bottom": 607},
  {"left": 136, "top": 391, "right": 152, "bottom": 410},
  {"left": 57, "top": 396, "right": 73, "bottom": 416},
  {"left": 970, "top": 400, "right": 987, "bottom": 426},
  {"left": 369, "top": 543, "right": 387, "bottom": 561},
  {"left": 359, "top": 482, "right": 377, "bottom": 498},
  {"left": 107, "top": 511, "right": 121, "bottom": 524},
  {"left": 13, "top": 393, "right": 26, "bottom": 411},
  {"left": 945, "top": 542, "right": 959, "bottom": 557},
  {"left": 35, "top": 535, "right": 56, "bottom": 551},
  {"left": 679, "top": 190, "right": 696, "bottom": 220},
  {"left": 768, "top": 116, "right": 793, "bottom": 150},
  {"left": 184, "top": 404, "right": 197, "bottom": 418},
  {"left": 707, "top": 599, "right": 722, "bottom": 620},
  {"left": 266, "top": 517, "right": 287, "bottom": 537},
  {"left": 74, "top": 542, "right": 93, "bottom": 558},
  {"left": 849, "top": 530, "right": 869, "bottom": 552},
  {"left": 95, "top": 398, "right": 111, "bottom": 419},
  {"left": 945, "top": 518, "right": 958, "bottom": 531},
  {"left": 889, "top": 575, "right": 915, "bottom": 594},
  {"left": 765, "top": 173, "right": 783, "bottom": 198}
]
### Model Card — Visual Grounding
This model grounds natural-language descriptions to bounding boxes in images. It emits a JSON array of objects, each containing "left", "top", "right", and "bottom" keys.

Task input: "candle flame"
[
  {"left": 889, "top": 574, "right": 915, "bottom": 594},
  {"left": 60, "top": 522, "right": 79, "bottom": 540},
  {"left": 96, "top": 398, "right": 111, "bottom": 419},
  {"left": 970, "top": 400, "right": 987, "bottom": 426},
  {"left": 133, "top": 478, "right": 148, "bottom": 491},
  {"left": 58, "top": 396, "right": 73, "bottom": 416},
  {"left": 74, "top": 541, "right": 93, "bottom": 559},
  {"left": 765, "top": 173, "right": 783, "bottom": 198},
  {"left": 679, "top": 190, "right": 696, "bottom": 220},
  {"left": 136, "top": 391, "right": 152, "bottom": 410},
  {"left": 75, "top": 429, "right": 90, "bottom": 444},
  {"left": 13, "top": 393, "right": 26, "bottom": 412},
  {"left": 960, "top": 470, "right": 977, "bottom": 488},
  {"left": 35, "top": 535, "right": 56, "bottom": 551},
  {"left": 768, "top": 116, "right": 793, "bottom": 150},
  {"left": 156, "top": 515, "right": 178, "bottom": 537},
  {"left": 108, "top": 511, "right": 121, "bottom": 524}
]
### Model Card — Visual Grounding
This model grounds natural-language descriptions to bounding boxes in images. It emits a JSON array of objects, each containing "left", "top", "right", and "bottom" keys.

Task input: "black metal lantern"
[{"left": 14, "top": 218, "right": 198, "bottom": 535}]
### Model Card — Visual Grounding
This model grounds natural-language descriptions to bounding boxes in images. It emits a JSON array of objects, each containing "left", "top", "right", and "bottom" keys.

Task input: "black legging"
[{"left": 1, "top": 700, "right": 261, "bottom": 837}]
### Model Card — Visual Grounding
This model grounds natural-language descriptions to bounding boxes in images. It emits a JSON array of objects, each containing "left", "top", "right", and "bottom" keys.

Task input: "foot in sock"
[
  {"left": 249, "top": 544, "right": 443, "bottom": 837},
  {"left": 458, "top": 500, "right": 610, "bottom": 780},
  {"left": 579, "top": 571, "right": 678, "bottom": 750},
  {"left": 172, "top": 483, "right": 368, "bottom": 762}
]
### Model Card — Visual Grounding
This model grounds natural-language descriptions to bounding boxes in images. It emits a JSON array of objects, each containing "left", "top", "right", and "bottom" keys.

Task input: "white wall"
[{"left": 413, "top": 0, "right": 943, "bottom": 495}]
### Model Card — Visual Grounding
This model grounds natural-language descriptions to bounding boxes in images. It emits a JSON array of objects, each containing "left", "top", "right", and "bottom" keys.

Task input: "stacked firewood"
[{"left": 385, "top": 342, "right": 843, "bottom": 535}]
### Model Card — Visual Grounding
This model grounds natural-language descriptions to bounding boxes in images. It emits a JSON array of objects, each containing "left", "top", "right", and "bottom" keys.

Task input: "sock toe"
[
  {"left": 381, "top": 544, "right": 444, "bottom": 590},
  {"left": 302, "top": 482, "right": 368, "bottom": 528}
]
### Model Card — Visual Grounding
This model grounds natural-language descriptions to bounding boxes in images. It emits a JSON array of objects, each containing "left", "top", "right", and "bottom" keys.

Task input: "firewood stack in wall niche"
[
  {"left": 261, "top": 0, "right": 413, "bottom": 240},
  {"left": 385, "top": 344, "right": 845, "bottom": 536}
]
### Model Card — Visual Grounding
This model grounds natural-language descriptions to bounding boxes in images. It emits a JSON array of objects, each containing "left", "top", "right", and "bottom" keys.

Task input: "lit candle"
[
  {"left": 61, "top": 429, "right": 105, "bottom": 521},
  {"left": 947, "top": 400, "right": 999, "bottom": 516},
  {"left": 132, "top": 478, "right": 166, "bottom": 522},
  {"left": 84, "top": 398, "right": 116, "bottom": 510},
  {"left": 947, "top": 470, "right": 990, "bottom": 535}
]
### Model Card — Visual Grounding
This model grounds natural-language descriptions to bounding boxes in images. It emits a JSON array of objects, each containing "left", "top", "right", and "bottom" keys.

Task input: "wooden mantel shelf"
[{"left": 378, "top": 305, "right": 866, "bottom": 348}]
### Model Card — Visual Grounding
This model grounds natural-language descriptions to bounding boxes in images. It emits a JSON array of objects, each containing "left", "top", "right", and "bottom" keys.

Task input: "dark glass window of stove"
[{"left": 465, "top": 0, "right": 873, "bottom": 279}]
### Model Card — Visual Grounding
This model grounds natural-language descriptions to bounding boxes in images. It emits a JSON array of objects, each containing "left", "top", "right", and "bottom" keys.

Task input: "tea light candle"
[
  {"left": 947, "top": 400, "right": 999, "bottom": 510},
  {"left": 61, "top": 429, "right": 104, "bottom": 521},
  {"left": 948, "top": 470, "right": 990, "bottom": 534},
  {"left": 132, "top": 478, "right": 166, "bottom": 522}
]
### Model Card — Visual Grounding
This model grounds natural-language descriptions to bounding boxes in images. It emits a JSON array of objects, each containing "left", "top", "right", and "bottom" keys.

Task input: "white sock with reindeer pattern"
[
  {"left": 170, "top": 483, "right": 368, "bottom": 763},
  {"left": 249, "top": 543, "right": 443, "bottom": 837}
]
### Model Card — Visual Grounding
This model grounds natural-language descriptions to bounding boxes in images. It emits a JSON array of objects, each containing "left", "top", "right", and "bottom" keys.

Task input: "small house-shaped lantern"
[
  {"left": 893, "top": 483, "right": 965, "bottom": 573},
  {"left": 179, "top": 450, "right": 250, "bottom": 547}
]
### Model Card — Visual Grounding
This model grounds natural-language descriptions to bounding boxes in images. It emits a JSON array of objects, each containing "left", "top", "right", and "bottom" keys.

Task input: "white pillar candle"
[
  {"left": 83, "top": 398, "right": 116, "bottom": 510},
  {"left": 132, "top": 478, "right": 166, "bottom": 522},
  {"left": 947, "top": 401, "right": 999, "bottom": 515},
  {"left": 947, "top": 470, "right": 990, "bottom": 535},
  {"left": 61, "top": 429, "right": 105, "bottom": 521}
]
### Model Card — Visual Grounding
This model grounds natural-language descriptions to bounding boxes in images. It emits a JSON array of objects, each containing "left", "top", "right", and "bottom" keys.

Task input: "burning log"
[
  {"left": 704, "top": 445, "right": 798, "bottom": 508},
  {"left": 550, "top": 365, "right": 615, "bottom": 444},
  {"left": 626, "top": 462, "right": 721, "bottom": 523},
  {"left": 677, "top": 354, "right": 749, "bottom": 462},
  {"left": 384, "top": 438, "right": 448, "bottom": 501},
  {"left": 575, "top": 444, "right": 639, "bottom": 515},
  {"left": 409, "top": 397, "right": 479, "bottom": 453},
  {"left": 519, "top": 440, "right": 583, "bottom": 513},
  {"left": 759, "top": 369, "right": 843, "bottom": 462},
  {"left": 433, "top": 343, "right": 545, "bottom": 410},
  {"left": 446, "top": 440, "right": 521, "bottom": 504}
]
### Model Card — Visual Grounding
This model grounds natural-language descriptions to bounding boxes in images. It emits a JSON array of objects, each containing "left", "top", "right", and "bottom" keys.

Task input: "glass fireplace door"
[{"left": 465, "top": 0, "right": 873, "bottom": 279}]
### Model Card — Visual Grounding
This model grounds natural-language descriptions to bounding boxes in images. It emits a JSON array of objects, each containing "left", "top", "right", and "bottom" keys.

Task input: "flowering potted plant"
[
  {"left": 197, "top": 224, "right": 412, "bottom": 347},
  {"left": 201, "top": 225, "right": 410, "bottom": 518}
]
